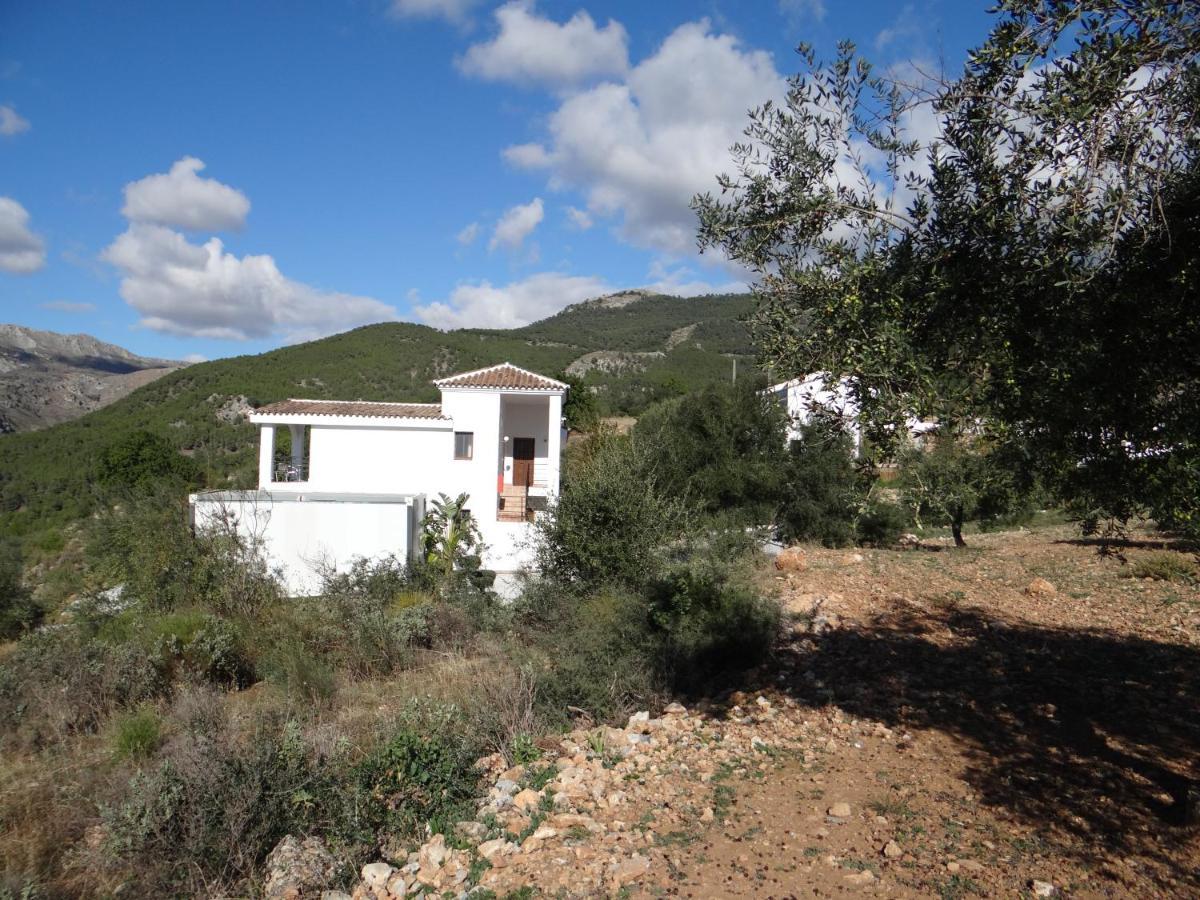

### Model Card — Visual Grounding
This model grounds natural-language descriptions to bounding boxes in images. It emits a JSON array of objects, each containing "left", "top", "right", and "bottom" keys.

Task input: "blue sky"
[{"left": 0, "top": 0, "right": 993, "bottom": 362}]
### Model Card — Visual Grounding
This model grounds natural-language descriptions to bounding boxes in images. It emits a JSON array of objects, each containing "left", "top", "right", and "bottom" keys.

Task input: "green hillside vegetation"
[{"left": 0, "top": 292, "right": 755, "bottom": 544}]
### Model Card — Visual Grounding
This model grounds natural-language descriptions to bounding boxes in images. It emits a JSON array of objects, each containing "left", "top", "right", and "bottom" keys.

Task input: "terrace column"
[
  {"left": 258, "top": 424, "right": 276, "bottom": 488},
  {"left": 289, "top": 424, "right": 305, "bottom": 471},
  {"left": 546, "top": 393, "right": 563, "bottom": 495}
]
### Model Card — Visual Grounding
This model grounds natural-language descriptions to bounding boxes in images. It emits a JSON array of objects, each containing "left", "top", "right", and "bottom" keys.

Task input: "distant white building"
[
  {"left": 190, "top": 363, "right": 567, "bottom": 595},
  {"left": 767, "top": 373, "right": 937, "bottom": 455}
]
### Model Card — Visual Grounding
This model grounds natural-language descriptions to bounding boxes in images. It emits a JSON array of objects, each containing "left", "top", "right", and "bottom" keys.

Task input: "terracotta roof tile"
[
  {"left": 434, "top": 362, "right": 567, "bottom": 391},
  {"left": 253, "top": 399, "right": 446, "bottom": 419}
]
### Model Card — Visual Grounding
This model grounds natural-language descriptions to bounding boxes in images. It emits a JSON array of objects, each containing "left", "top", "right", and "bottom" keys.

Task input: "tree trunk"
[{"left": 951, "top": 505, "right": 967, "bottom": 548}]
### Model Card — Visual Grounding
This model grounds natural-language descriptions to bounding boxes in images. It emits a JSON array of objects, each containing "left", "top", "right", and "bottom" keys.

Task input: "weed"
[
  {"left": 868, "top": 796, "right": 916, "bottom": 820},
  {"left": 112, "top": 705, "right": 162, "bottom": 759},
  {"left": 1120, "top": 551, "right": 1197, "bottom": 583},
  {"left": 509, "top": 733, "right": 539, "bottom": 766},
  {"left": 938, "top": 875, "right": 982, "bottom": 899}
]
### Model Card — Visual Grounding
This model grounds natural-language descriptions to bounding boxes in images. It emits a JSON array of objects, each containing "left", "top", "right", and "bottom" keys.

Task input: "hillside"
[
  {"left": 0, "top": 291, "right": 756, "bottom": 540},
  {"left": 0, "top": 325, "right": 183, "bottom": 433}
]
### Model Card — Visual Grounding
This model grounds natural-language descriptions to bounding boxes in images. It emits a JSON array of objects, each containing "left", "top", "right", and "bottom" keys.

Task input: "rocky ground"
[{"left": 268, "top": 526, "right": 1200, "bottom": 899}]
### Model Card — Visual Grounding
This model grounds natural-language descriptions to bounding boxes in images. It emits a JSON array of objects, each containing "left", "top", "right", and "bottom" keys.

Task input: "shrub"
[
  {"left": 113, "top": 705, "right": 162, "bottom": 759},
  {"left": 776, "top": 423, "right": 859, "bottom": 546},
  {"left": 0, "top": 537, "right": 41, "bottom": 640},
  {"left": 260, "top": 640, "right": 336, "bottom": 705},
  {"left": 102, "top": 718, "right": 328, "bottom": 895},
  {"left": 534, "top": 431, "right": 690, "bottom": 591},
  {"left": 517, "top": 587, "right": 663, "bottom": 725},
  {"left": 88, "top": 486, "right": 282, "bottom": 616},
  {"left": 352, "top": 702, "right": 483, "bottom": 841},
  {"left": 855, "top": 499, "right": 908, "bottom": 547},
  {"left": 651, "top": 553, "right": 781, "bottom": 692},
  {"left": 0, "top": 626, "right": 168, "bottom": 751},
  {"left": 312, "top": 556, "right": 425, "bottom": 677},
  {"left": 633, "top": 378, "right": 790, "bottom": 523}
]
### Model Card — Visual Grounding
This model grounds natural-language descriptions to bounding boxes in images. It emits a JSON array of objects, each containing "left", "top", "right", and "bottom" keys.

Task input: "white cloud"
[
  {"left": 103, "top": 160, "right": 397, "bottom": 342},
  {"left": 40, "top": 300, "right": 97, "bottom": 313},
  {"left": 778, "top": 0, "right": 827, "bottom": 23},
  {"left": 489, "top": 197, "right": 543, "bottom": 251},
  {"left": 0, "top": 104, "right": 30, "bottom": 137},
  {"left": 388, "top": 0, "right": 482, "bottom": 24},
  {"left": 504, "top": 20, "right": 787, "bottom": 254},
  {"left": 183, "top": 353, "right": 208, "bottom": 364},
  {"left": 0, "top": 197, "right": 46, "bottom": 273},
  {"left": 456, "top": 221, "right": 480, "bottom": 245},
  {"left": 645, "top": 259, "right": 745, "bottom": 297},
  {"left": 458, "top": 1, "right": 628, "bottom": 88},
  {"left": 121, "top": 157, "right": 251, "bottom": 232},
  {"left": 102, "top": 223, "right": 398, "bottom": 342},
  {"left": 503, "top": 142, "right": 553, "bottom": 168},
  {"left": 565, "top": 206, "right": 593, "bottom": 230},
  {"left": 414, "top": 271, "right": 610, "bottom": 329}
]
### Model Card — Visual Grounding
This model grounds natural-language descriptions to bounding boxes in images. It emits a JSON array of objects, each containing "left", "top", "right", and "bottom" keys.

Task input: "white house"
[
  {"left": 767, "top": 373, "right": 938, "bottom": 455},
  {"left": 189, "top": 363, "right": 567, "bottom": 595}
]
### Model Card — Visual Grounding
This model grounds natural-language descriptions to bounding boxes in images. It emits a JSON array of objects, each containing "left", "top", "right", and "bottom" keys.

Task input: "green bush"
[
  {"left": 517, "top": 587, "right": 662, "bottom": 724},
  {"left": 855, "top": 500, "right": 909, "bottom": 547},
  {"left": 352, "top": 702, "right": 484, "bottom": 840},
  {"left": 0, "top": 625, "right": 169, "bottom": 751},
  {"left": 260, "top": 640, "right": 336, "bottom": 704},
  {"left": 113, "top": 705, "right": 162, "bottom": 759},
  {"left": 776, "top": 423, "right": 859, "bottom": 546},
  {"left": 650, "top": 553, "right": 780, "bottom": 692},
  {"left": 88, "top": 484, "right": 282, "bottom": 616},
  {"left": 534, "top": 430, "right": 690, "bottom": 591},
  {"left": 0, "top": 537, "right": 41, "bottom": 640},
  {"left": 103, "top": 719, "right": 327, "bottom": 895},
  {"left": 633, "top": 378, "right": 790, "bottom": 523}
]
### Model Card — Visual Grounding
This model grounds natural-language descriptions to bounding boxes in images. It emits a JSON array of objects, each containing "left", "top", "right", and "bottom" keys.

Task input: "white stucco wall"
[
  {"left": 305, "top": 425, "right": 451, "bottom": 494},
  {"left": 190, "top": 491, "right": 422, "bottom": 596}
]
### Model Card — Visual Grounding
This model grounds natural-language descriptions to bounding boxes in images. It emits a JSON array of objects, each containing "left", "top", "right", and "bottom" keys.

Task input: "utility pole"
[{"left": 732, "top": 357, "right": 737, "bottom": 384}]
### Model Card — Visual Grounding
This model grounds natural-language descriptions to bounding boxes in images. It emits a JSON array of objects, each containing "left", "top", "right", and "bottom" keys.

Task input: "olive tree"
[{"left": 695, "top": 1, "right": 1200, "bottom": 535}]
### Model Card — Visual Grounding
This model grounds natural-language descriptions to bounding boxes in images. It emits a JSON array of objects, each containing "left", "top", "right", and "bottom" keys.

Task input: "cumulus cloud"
[
  {"left": 388, "top": 0, "right": 482, "bottom": 24},
  {"left": 456, "top": 221, "right": 480, "bottom": 245},
  {"left": 565, "top": 206, "right": 593, "bottom": 230},
  {"left": 504, "top": 20, "right": 787, "bottom": 254},
  {"left": 41, "top": 300, "right": 96, "bottom": 313},
  {"left": 0, "top": 104, "right": 30, "bottom": 137},
  {"left": 458, "top": 1, "right": 628, "bottom": 88},
  {"left": 103, "top": 160, "right": 397, "bottom": 342},
  {"left": 489, "top": 197, "right": 544, "bottom": 251},
  {"left": 121, "top": 157, "right": 251, "bottom": 232},
  {"left": 414, "top": 271, "right": 610, "bottom": 329},
  {"left": 0, "top": 197, "right": 46, "bottom": 273}
]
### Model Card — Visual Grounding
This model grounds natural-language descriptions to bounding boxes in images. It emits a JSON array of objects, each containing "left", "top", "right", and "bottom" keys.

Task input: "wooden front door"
[{"left": 512, "top": 437, "right": 535, "bottom": 487}]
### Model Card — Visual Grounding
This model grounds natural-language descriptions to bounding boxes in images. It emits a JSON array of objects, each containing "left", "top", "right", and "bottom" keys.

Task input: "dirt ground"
[{"left": 650, "top": 526, "right": 1200, "bottom": 898}]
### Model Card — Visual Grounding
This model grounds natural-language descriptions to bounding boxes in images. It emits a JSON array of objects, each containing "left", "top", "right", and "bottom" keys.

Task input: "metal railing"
[{"left": 273, "top": 461, "right": 309, "bottom": 483}]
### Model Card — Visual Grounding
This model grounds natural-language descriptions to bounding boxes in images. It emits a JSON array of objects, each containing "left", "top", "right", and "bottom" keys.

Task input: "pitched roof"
[
  {"left": 433, "top": 362, "right": 568, "bottom": 391},
  {"left": 252, "top": 399, "right": 447, "bottom": 420}
]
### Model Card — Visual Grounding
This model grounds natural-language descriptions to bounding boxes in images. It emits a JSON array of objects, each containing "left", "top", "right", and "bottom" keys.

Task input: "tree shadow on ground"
[{"left": 762, "top": 606, "right": 1200, "bottom": 886}]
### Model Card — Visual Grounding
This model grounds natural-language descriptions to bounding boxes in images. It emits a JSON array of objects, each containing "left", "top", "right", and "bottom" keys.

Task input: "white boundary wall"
[{"left": 190, "top": 491, "right": 424, "bottom": 596}]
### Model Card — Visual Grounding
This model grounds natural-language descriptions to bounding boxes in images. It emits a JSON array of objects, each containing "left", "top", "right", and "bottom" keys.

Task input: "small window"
[{"left": 454, "top": 431, "right": 474, "bottom": 460}]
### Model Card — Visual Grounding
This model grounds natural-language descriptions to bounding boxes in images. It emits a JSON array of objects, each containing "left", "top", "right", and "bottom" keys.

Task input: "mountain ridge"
[{"left": 0, "top": 324, "right": 184, "bottom": 433}]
